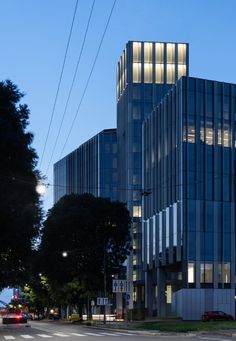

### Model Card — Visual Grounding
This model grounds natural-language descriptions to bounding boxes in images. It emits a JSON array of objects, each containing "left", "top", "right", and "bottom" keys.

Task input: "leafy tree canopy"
[
  {"left": 40, "top": 194, "right": 131, "bottom": 295},
  {"left": 0, "top": 80, "right": 42, "bottom": 289}
]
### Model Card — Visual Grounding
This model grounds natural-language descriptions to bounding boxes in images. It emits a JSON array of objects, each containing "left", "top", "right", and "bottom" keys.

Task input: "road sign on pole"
[
  {"left": 112, "top": 279, "right": 131, "bottom": 293},
  {"left": 96, "top": 297, "right": 108, "bottom": 306}
]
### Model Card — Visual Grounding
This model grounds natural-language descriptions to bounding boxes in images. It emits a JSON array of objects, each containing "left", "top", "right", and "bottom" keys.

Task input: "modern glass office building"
[
  {"left": 117, "top": 41, "right": 189, "bottom": 315},
  {"left": 54, "top": 129, "right": 117, "bottom": 203},
  {"left": 143, "top": 76, "right": 236, "bottom": 319}
]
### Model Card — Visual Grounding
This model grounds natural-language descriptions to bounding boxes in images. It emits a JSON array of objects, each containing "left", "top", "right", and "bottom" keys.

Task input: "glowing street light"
[{"left": 36, "top": 183, "right": 47, "bottom": 195}]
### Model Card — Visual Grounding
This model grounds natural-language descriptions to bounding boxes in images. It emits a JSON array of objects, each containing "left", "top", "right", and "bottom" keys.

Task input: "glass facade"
[
  {"left": 143, "top": 76, "right": 236, "bottom": 293},
  {"left": 54, "top": 129, "right": 117, "bottom": 203},
  {"left": 117, "top": 41, "right": 189, "bottom": 311}
]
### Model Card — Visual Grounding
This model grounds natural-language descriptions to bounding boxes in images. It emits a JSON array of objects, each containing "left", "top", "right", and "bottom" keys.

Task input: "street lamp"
[{"left": 62, "top": 251, "right": 68, "bottom": 258}]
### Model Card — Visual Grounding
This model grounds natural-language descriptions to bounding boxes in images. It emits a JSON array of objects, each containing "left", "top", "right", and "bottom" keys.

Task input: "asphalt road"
[{"left": 0, "top": 320, "right": 235, "bottom": 341}]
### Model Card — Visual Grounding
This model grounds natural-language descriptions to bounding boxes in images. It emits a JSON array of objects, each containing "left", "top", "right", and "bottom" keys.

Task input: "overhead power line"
[
  {"left": 45, "top": 0, "right": 96, "bottom": 176},
  {"left": 39, "top": 0, "right": 79, "bottom": 171},
  {"left": 59, "top": 0, "right": 117, "bottom": 159}
]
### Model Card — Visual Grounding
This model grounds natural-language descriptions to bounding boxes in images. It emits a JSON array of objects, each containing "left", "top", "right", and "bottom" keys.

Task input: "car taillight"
[{"left": 16, "top": 315, "right": 21, "bottom": 319}]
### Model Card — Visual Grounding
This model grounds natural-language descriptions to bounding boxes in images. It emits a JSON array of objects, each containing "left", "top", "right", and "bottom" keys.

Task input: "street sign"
[
  {"left": 96, "top": 297, "right": 108, "bottom": 306},
  {"left": 112, "top": 279, "right": 131, "bottom": 293}
]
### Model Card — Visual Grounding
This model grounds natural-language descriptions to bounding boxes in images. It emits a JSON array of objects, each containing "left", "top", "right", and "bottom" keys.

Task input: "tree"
[
  {"left": 0, "top": 80, "right": 42, "bottom": 289},
  {"left": 40, "top": 194, "right": 131, "bottom": 298}
]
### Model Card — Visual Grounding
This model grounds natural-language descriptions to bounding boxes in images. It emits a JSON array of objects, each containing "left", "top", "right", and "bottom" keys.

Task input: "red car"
[{"left": 202, "top": 311, "right": 234, "bottom": 322}]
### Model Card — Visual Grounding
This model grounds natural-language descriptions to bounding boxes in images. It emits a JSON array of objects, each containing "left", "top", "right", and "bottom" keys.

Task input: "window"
[
  {"left": 166, "top": 285, "right": 172, "bottom": 304},
  {"left": 153, "top": 216, "right": 156, "bottom": 257},
  {"left": 178, "top": 44, "right": 186, "bottom": 64},
  {"left": 218, "top": 263, "right": 222, "bottom": 283},
  {"left": 205, "top": 263, "right": 213, "bottom": 283},
  {"left": 159, "top": 212, "right": 162, "bottom": 253},
  {"left": 188, "top": 126, "right": 195, "bottom": 143},
  {"left": 188, "top": 263, "right": 195, "bottom": 283},
  {"left": 167, "top": 64, "right": 175, "bottom": 84},
  {"left": 178, "top": 65, "right": 186, "bottom": 79},
  {"left": 155, "top": 43, "right": 164, "bottom": 63},
  {"left": 167, "top": 43, "right": 175, "bottom": 63},
  {"left": 144, "top": 42, "right": 152, "bottom": 62},
  {"left": 133, "top": 104, "right": 141, "bottom": 120},
  {"left": 200, "top": 263, "right": 213, "bottom": 283},
  {"left": 133, "top": 42, "right": 141, "bottom": 62},
  {"left": 132, "top": 190, "right": 140, "bottom": 201},
  {"left": 144, "top": 63, "right": 152, "bottom": 83},
  {"left": 133, "top": 63, "right": 141, "bottom": 83},
  {"left": 166, "top": 208, "right": 169, "bottom": 248},
  {"left": 133, "top": 174, "right": 141, "bottom": 185},
  {"left": 155, "top": 64, "right": 164, "bottom": 83},
  {"left": 133, "top": 206, "right": 141, "bottom": 218},
  {"left": 224, "top": 263, "right": 230, "bottom": 283},
  {"left": 147, "top": 220, "right": 150, "bottom": 264}
]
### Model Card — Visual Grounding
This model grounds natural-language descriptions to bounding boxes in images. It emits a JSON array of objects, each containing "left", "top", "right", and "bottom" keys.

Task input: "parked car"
[
  {"left": 21, "top": 312, "right": 33, "bottom": 320},
  {"left": 202, "top": 311, "right": 234, "bottom": 322}
]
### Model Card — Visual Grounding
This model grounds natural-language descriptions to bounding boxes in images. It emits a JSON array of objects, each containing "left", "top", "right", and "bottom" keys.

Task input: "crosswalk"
[{"left": 2, "top": 331, "right": 136, "bottom": 339}]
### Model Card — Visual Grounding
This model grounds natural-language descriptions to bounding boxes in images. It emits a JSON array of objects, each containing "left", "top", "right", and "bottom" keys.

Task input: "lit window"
[
  {"left": 205, "top": 263, "right": 213, "bottom": 283},
  {"left": 205, "top": 128, "right": 213, "bottom": 145},
  {"left": 133, "top": 287, "right": 137, "bottom": 302},
  {"left": 178, "top": 65, "right": 186, "bottom": 79},
  {"left": 133, "top": 63, "right": 141, "bottom": 83},
  {"left": 155, "top": 43, "right": 164, "bottom": 63},
  {"left": 133, "top": 271, "right": 137, "bottom": 281},
  {"left": 223, "top": 129, "right": 230, "bottom": 147},
  {"left": 133, "top": 206, "right": 141, "bottom": 218},
  {"left": 133, "top": 256, "right": 137, "bottom": 265},
  {"left": 224, "top": 263, "right": 230, "bottom": 283},
  {"left": 166, "top": 285, "right": 172, "bottom": 304},
  {"left": 155, "top": 64, "right": 164, "bottom": 83},
  {"left": 167, "top": 43, "right": 175, "bottom": 63},
  {"left": 218, "top": 128, "right": 222, "bottom": 145},
  {"left": 178, "top": 44, "right": 186, "bottom": 64},
  {"left": 183, "top": 125, "right": 187, "bottom": 142},
  {"left": 188, "top": 263, "right": 195, "bottom": 283},
  {"left": 201, "top": 263, "right": 213, "bottom": 283},
  {"left": 200, "top": 127, "right": 205, "bottom": 143},
  {"left": 133, "top": 42, "right": 141, "bottom": 62},
  {"left": 144, "top": 63, "right": 152, "bottom": 83},
  {"left": 188, "top": 126, "right": 195, "bottom": 143},
  {"left": 144, "top": 42, "right": 152, "bottom": 62},
  {"left": 167, "top": 64, "right": 175, "bottom": 84}
]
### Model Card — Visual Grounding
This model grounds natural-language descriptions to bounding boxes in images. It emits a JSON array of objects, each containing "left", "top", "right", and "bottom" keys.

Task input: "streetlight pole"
[{"left": 103, "top": 242, "right": 107, "bottom": 324}]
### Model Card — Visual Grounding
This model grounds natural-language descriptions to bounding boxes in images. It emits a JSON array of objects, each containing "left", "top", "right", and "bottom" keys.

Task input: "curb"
[{"left": 87, "top": 325, "right": 197, "bottom": 337}]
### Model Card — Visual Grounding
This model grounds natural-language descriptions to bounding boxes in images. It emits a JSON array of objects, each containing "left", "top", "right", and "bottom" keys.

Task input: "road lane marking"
[
  {"left": 84, "top": 333, "right": 102, "bottom": 337},
  {"left": 100, "top": 333, "right": 119, "bottom": 336},
  {"left": 52, "top": 334, "right": 70, "bottom": 337},
  {"left": 21, "top": 336, "right": 34, "bottom": 339},
  {"left": 116, "top": 333, "right": 135, "bottom": 336},
  {"left": 199, "top": 337, "right": 231, "bottom": 341},
  {"left": 36, "top": 335, "right": 53, "bottom": 338},
  {"left": 3, "top": 337, "right": 15, "bottom": 340},
  {"left": 70, "top": 333, "right": 85, "bottom": 337}
]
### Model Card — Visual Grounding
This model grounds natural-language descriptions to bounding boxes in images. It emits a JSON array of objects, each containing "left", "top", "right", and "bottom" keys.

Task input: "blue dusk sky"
[{"left": 0, "top": 0, "right": 236, "bottom": 211}]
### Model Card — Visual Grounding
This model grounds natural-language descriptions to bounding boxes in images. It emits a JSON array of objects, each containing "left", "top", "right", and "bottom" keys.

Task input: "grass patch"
[{"left": 135, "top": 321, "right": 236, "bottom": 333}]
